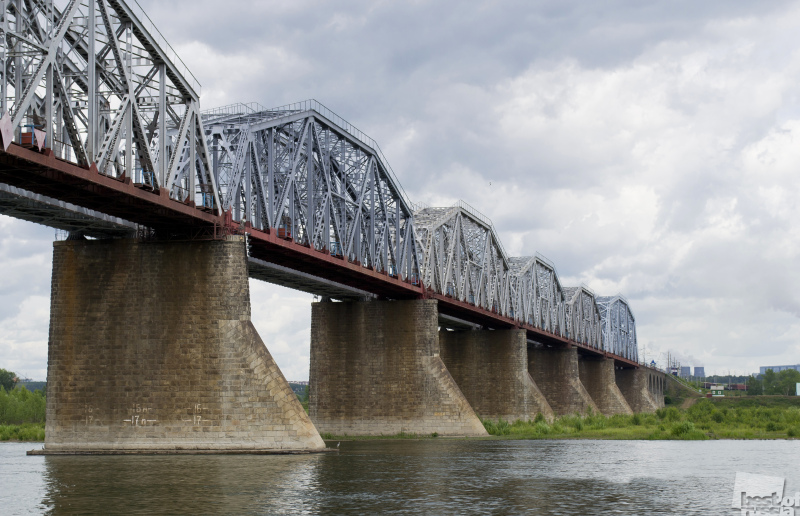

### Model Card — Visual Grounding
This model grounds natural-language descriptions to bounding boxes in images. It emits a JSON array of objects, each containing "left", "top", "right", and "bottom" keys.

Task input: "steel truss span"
[
  {"left": 0, "top": 0, "right": 219, "bottom": 211},
  {"left": 415, "top": 202, "right": 636, "bottom": 361},
  {"left": 597, "top": 296, "right": 638, "bottom": 361},
  {"left": 0, "top": 0, "right": 637, "bottom": 363},
  {"left": 200, "top": 101, "right": 420, "bottom": 282}
]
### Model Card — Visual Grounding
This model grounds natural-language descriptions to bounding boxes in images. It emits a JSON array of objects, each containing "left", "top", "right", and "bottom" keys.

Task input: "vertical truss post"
[
  {"left": 43, "top": 1, "right": 53, "bottom": 149},
  {"left": 45, "top": 64, "right": 53, "bottom": 149},
  {"left": 212, "top": 134, "right": 219, "bottom": 189},
  {"left": 158, "top": 63, "right": 166, "bottom": 186},
  {"left": 245, "top": 139, "right": 251, "bottom": 221},
  {"left": 14, "top": 0, "right": 21, "bottom": 129},
  {"left": 369, "top": 167, "right": 375, "bottom": 267},
  {"left": 125, "top": 21, "right": 132, "bottom": 179},
  {"left": 290, "top": 184, "right": 295, "bottom": 241},
  {"left": 87, "top": 0, "right": 96, "bottom": 161},
  {"left": 395, "top": 203, "right": 400, "bottom": 274},
  {"left": 267, "top": 128, "right": 274, "bottom": 228},
  {"left": 324, "top": 192, "right": 330, "bottom": 251},
  {"left": 1, "top": 0, "right": 6, "bottom": 116},
  {"left": 339, "top": 139, "right": 346, "bottom": 248},
  {"left": 306, "top": 117, "right": 314, "bottom": 246},
  {"left": 189, "top": 112, "right": 196, "bottom": 203}
]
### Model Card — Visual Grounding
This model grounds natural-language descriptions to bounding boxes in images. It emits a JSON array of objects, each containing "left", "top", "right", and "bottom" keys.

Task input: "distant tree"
[
  {"left": 747, "top": 375, "right": 763, "bottom": 395},
  {"left": 0, "top": 368, "right": 17, "bottom": 391},
  {"left": 777, "top": 369, "right": 800, "bottom": 396},
  {"left": 763, "top": 369, "right": 779, "bottom": 395}
]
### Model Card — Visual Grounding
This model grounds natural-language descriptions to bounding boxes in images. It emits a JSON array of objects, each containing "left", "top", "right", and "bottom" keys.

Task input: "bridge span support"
[
  {"left": 578, "top": 357, "right": 633, "bottom": 416},
  {"left": 39, "top": 237, "right": 325, "bottom": 454},
  {"left": 615, "top": 368, "right": 665, "bottom": 413},
  {"left": 309, "top": 299, "right": 488, "bottom": 437},
  {"left": 439, "top": 329, "right": 554, "bottom": 423},
  {"left": 528, "top": 346, "right": 600, "bottom": 416}
]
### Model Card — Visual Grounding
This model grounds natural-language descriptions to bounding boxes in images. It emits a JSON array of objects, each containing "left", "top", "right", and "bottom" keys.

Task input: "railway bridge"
[{"left": 0, "top": 0, "right": 665, "bottom": 453}]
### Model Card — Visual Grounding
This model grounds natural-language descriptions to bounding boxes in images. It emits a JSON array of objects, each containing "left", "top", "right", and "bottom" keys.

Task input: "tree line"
[{"left": 747, "top": 369, "right": 800, "bottom": 396}]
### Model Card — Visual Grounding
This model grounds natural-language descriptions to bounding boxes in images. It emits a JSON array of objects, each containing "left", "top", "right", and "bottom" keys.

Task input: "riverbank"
[
  {"left": 322, "top": 398, "right": 800, "bottom": 441},
  {"left": 5, "top": 398, "right": 799, "bottom": 443},
  {"left": 0, "top": 423, "right": 45, "bottom": 441},
  {"left": 491, "top": 398, "right": 800, "bottom": 440}
]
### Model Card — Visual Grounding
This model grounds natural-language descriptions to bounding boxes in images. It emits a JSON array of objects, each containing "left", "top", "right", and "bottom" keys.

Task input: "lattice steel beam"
[
  {"left": 200, "top": 101, "right": 419, "bottom": 282},
  {"left": 597, "top": 295, "right": 638, "bottom": 361},
  {"left": 0, "top": 0, "right": 219, "bottom": 212}
]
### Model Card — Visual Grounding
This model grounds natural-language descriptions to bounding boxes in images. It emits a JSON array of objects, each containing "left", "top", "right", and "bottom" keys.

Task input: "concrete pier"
[
  {"left": 439, "top": 329, "right": 554, "bottom": 422},
  {"left": 528, "top": 346, "right": 599, "bottom": 415},
  {"left": 39, "top": 237, "right": 325, "bottom": 454},
  {"left": 309, "top": 299, "right": 487, "bottom": 436},
  {"left": 615, "top": 368, "right": 665, "bottom": 413},
  {"left": 578, "top": 357, "right": 633, "bottom": 416}
]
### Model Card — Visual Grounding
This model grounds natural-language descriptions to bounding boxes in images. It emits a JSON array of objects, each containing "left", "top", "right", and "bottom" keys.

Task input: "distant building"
[
  {"left": 694, "top": 367, "right": 705, "bottom": 377},
  {"left": 710, "top": 384, "right": 724, "bottom": 397},
  {"left": 680, "top": 366, "right": 691, "bottom": 378},
  {"left": 759, "top": 365, "right": 800, "bottom": 375}
]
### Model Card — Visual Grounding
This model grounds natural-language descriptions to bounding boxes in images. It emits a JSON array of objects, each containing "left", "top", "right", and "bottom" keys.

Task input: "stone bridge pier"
[
  {"left": 615, "top": 367, "right": 665, "bottom": 413},
  {"left": 309, "top": 299, "right": 488, "bottom": 437},
  {"left": 577, "top": 357, "right": 633, "bottom": 416},
  {"left": 527, "top": 346, "right": 599, "bottom": 416},
  {"left": 38, "top": 237, "right": 325, "bottom": 454},
  {"left": 526, "top": 345, "right": 665, "bottom": 416},
  {"left": 439, "top": 329, "right": 554, "bottom": 423}
]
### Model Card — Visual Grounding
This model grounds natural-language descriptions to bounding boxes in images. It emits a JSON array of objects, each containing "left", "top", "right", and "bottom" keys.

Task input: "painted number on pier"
[{"left": 123, "top": 404, "right": 157, "bottom": 426}]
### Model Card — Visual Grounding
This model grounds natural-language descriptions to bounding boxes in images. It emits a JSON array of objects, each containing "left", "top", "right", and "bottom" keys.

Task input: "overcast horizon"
[{"left": 3, "top": 0, "right": 800, "bottom": 380}]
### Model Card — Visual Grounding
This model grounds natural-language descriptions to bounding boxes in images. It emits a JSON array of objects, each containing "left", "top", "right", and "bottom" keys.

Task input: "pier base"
[{"left": 39, "top": 237, "right": 325, "bottom": 454}]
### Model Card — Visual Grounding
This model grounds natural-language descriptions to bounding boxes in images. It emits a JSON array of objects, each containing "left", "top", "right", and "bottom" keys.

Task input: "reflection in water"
[
  {"left": 41, "top": 454, "right": 327, "bottom": 514},
  {"left": 1, "top": 440, "right": 798, "bottom": 515}
]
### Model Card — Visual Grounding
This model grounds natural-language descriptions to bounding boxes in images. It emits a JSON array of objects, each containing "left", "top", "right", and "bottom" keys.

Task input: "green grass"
[
  {"left": 0, "top": 423, "right": 45, "bottom": 441},
  {"left": 706, "top": 396, "right": 800, "bottom": 409},
  {"left": 479, "top": 399, "right": 800, "bottom": 440}
]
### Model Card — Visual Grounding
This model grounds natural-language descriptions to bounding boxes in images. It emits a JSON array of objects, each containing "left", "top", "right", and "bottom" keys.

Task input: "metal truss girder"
[
  {"left": 201, "top": 102, "right": 420, "bottom": 283},
  {"left": 597, "top": 295, "right": 638, "bottom": 361},
  {"left": 216, "top": 107, "right": 411, "bottom": 215},
  {"left": 563, "top": 285, "right": 603, "bottom": 350},
  {"left": 1, "top": 0, "right": 212, "bottom": 213},
  {"left": 416, "top": 201, "right": 638, "bottom": 360}
]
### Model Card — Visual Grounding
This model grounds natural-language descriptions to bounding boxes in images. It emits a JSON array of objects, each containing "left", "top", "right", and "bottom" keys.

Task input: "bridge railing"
[{"left": 127, "top": 0, "right": 202, "bottom": 94}]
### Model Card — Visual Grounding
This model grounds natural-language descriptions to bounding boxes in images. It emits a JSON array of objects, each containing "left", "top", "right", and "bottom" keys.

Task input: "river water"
[{"left": 1, "top": 440, "right": 798, "bottom": 515}]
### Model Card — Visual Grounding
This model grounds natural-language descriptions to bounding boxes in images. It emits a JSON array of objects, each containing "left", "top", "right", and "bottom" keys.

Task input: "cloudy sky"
[{"left": 4, "top": 0, "right": 800, "bottom": 380}]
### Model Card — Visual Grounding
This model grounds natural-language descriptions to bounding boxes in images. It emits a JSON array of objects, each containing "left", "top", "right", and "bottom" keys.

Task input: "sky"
[{"left": 3, "top": 0, "right": 800, "bottom": 380}]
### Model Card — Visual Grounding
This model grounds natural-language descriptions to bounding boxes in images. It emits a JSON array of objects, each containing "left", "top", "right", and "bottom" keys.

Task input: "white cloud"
[
  {"left": 0, "top": 294, "right": 50, "bottom": 380},
  {"left": 249, "top": 281, "right": 314, "bottom": 382}
]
